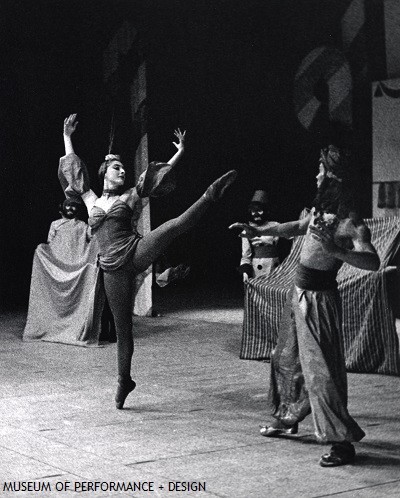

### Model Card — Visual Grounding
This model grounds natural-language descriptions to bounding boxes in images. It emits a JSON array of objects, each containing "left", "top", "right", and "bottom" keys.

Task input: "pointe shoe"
[
  {"left": 204, "top": 170, "right": 237, "bottom": 201},
  {"left": 115, "top": 377, "right": 136, "bottom": 409},
  {"left": 260, "top": 422, "right": 298, "bottom": 437},
  {"left": 319, "top": 442, "right": 355, "bottom": 467}
]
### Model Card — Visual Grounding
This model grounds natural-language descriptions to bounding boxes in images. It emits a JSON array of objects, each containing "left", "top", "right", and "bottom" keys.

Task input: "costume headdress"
[
  {"left": 105, "top": 154, "right": 121, "bottom": 162},
  {"left": 320, "top": 145, "right": 349, "bottom": 182},
  {"left": 62, "top": 198, "right": 82, "bottom": 208},
  {"left": 314, "top": 144, "right": 353, "bottom": 218},
  {"left": 250, "top": 190, "right": 268, "bottom": 205}
]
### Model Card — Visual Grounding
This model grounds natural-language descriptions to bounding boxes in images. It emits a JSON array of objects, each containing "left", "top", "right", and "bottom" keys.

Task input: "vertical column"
[
  {"left": 103, "top": 22, "right": 153, "bottom": 316},
  {"left": 131, "top": 62, "right": 153, "bottom": 316},
  {"left": 383, "top": 0, "right": 400, "bottom": 78},
  {"left": 340, "top": 0, "right": 386, "bottom": 217},
  {"left": 341, "top": 0, "right": 369, "bottom": 87}
]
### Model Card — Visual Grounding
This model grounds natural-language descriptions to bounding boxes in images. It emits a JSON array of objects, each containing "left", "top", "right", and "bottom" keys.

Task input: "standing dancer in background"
[
  {"left": 230, "top": 145, "right": 379, "bottom": 467},
  {"left": 60, "top": 114, "right": 237, "bottom": 409},
  {"left": 23, "top": 197, "right": 104, "bottom": 346},
  {"left": 47, "top": 199, "right": 89, "bottom": 243},
  {"left": 238, "top": 189, "right": 280, "bottom": 283}
]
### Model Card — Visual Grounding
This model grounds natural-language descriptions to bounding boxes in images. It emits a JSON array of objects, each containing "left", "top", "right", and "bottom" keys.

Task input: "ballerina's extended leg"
[
  {"left": 132, "top": 169, "right": 237, "bottom": 273},
  {"left": 204, "top": 170, "right": 237, "bottom": 202},
  {"left": 106, "top": 169, "right": 237, "bottom": 409}
]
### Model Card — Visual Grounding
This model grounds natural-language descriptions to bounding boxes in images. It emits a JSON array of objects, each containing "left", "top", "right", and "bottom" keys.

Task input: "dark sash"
[
  {"left": 295, "top": 263, "right": 338, "bottom": 291},
  {"left": 253, "top": 245, "right": 279, "bottom": 258}
]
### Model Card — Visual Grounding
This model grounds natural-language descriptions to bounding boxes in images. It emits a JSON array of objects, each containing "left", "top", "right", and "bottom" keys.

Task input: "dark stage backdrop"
[{"left": 1, "top": 0, "right": 377, "bottom": 309}]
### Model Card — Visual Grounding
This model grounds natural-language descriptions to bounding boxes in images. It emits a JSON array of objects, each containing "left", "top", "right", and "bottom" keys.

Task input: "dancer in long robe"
[{"left": 24, "top": 199, "right": 103, "bottom": 346}]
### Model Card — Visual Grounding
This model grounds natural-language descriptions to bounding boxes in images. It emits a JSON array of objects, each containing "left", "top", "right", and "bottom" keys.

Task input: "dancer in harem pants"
[{"left": 230, "top": 144, "right": 379, "bottom": 467}]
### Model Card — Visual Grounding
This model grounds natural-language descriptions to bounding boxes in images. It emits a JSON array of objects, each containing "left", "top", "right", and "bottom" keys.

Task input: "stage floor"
[{"left": 1, "top": 287, "right": 400, "bottom": 497}]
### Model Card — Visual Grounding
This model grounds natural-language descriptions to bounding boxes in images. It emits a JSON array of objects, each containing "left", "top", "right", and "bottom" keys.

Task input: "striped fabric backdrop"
[
  {"left": 338, "top": 216, "right": 400, "bottom": 375},
  {"left": 241, "top": 215, "right": 400, "bottom": 376},
  {"left": 241, "top": 209, "right": 309, "bottom": 360}
]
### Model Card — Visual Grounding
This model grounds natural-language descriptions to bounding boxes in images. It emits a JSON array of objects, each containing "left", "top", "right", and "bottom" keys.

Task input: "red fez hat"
[{"left": 250, "top": 190, "right": 268, "bottom": 205}]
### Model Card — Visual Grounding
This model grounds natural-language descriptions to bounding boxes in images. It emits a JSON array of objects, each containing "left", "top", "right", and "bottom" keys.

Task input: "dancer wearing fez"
[
  {"left": 238, "top": 189, "right": 280, "bottom": 283},
  {"left": 60, "top": 114, "right": 237, "bottom": 409},
  {"left": 230, "top": 145, "right": 379, "bottom": 467}
]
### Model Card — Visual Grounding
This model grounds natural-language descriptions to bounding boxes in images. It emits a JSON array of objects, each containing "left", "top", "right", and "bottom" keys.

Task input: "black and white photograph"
[{"left": 1, "top": 0, "right": 400, "bottom": 496}]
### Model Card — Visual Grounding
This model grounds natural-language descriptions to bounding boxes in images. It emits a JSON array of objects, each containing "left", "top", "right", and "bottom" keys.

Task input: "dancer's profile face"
[
  {"left": 316, "top": 163, "right": 326, "bottom": 188},
  {"left": 105, "top": 161, "right": 125, "bottom": 187}
]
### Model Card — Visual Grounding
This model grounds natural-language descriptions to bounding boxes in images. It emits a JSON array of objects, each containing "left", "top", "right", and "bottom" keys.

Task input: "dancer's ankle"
[
  {"left": 116, "top": 376, "right": 136, "bottom": 409},
  {"left": 118, "top": 374, "right": 133, "bottom": 384}
]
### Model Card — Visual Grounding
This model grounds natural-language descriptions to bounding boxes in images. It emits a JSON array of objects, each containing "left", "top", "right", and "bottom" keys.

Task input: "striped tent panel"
[
  {"left": 338, "top": 217, "right": 400, "bottom": 375},
  {"left": 240, "top": 210, "right": 308, "bottom": 360},
  {"left": 242, "top": 215, "right": 400, "bottom": 376}
]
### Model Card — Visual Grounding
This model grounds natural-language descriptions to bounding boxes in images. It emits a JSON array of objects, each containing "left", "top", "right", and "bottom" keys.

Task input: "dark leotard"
[{"left": 89, "top": 199, "right": 142, "bottom": 272}]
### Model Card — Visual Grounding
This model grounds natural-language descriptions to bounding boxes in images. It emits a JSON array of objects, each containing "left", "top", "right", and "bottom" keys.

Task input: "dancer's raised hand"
[
  {"left": 64, "top": 114, "right": 78, "bottom": 137},
  {"left": 173, "top": 128, "right": 186, "bottom": 152}
]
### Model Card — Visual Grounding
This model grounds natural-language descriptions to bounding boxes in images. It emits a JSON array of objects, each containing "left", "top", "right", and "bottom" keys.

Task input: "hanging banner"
[
  {"left": 294, "top": 46, "right": 352, "bottom": 132},
  {"left": 372, "top": 78, "right": 400, "bottom": 183}
]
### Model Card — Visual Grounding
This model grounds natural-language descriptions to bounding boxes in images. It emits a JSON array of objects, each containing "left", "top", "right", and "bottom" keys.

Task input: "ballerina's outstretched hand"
[
  {"left": 173, "top": 128, "right": 186, "bottom": 152},
  {"left": 63, "top": 114, "right": 79, "bottom": 137}
]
